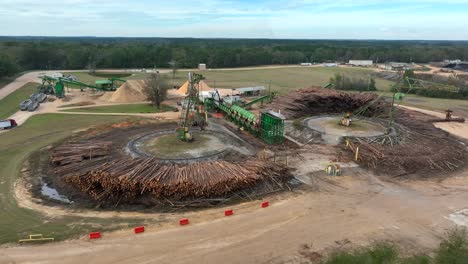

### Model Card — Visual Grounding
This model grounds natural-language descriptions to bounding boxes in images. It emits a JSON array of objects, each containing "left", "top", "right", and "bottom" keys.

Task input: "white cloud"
[{"left": 0, "top": 0, "right": 467, "bottom": 39}]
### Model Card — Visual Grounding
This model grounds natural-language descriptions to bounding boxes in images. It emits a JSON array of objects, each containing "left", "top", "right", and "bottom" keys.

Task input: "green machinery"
[
  {"left": 393, "top": 76, "right": 459, "bottom": 102},
  {"left": 39, "top": 76, "right": 126, "bottom": 98},
  {"left": 242, "top": 92, "right": 276, "bottom": 109},
  {"left": 205, "top": 92, "right": 285, "bottom": 145},
  {"left": 95, "top": 77, "right": 127, "bottom": 90}
]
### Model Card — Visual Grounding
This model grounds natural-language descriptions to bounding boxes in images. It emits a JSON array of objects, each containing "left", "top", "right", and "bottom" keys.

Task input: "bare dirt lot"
[{"left": 3, "top": 167, "right": 468, "bottom": 263}]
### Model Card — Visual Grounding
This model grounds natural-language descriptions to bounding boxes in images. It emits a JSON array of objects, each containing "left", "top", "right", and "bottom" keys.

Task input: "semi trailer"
[{"left": 0, "top": 119, "right": 17, "bottom": 130}]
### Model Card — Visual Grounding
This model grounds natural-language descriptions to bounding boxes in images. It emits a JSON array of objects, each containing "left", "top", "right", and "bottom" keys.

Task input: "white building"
[
  {"left": 198, "top": 63, "right": 207, "bottom": 70},
  {"left": 300, "top": 62, "right": 312, "bottom": 66},
  {"left": 384, "top": 62, "right": 409, "bottom": 71},
  {"left": 233, "top": 86, "right": 266, "bottom": 96},
  {"left": 444, "top": 59, "right": 462, "bottom": 64},
  {"left": 349, "top": 60, "right": 373, "bottom": 67},
  {"left": 323, "top": 63, "right": 338, "bottom": 67}
]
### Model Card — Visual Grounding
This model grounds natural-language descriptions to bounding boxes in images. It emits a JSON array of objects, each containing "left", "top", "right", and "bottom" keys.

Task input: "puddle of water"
[
  {"left": 447, "top": 209, "right": 468, "bottom": 227},
  {"left": 41, "top": 183, "right": 73, "bottom": 204}
]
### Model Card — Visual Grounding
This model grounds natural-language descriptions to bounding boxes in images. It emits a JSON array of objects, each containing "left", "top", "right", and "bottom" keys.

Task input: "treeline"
[
  {"left": 329, "top": 73, "right": 377, "bottom": 91},
  {"left": 1, "top": 37, "right": 468, "bottom": 79}
]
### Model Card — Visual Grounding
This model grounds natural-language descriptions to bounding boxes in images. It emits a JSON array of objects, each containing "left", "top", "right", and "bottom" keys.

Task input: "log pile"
[
  {"left": 62, "top": 158, "right": 290, "bottom": 203},
  {"left": 268, "top": 87, "right": 387, "bottom": 119},
  {"left": 344, "top": 110, "right": 468, "bottom": 176},
  {"left": 51, "top": 141, "right": 113, "bottom": 166},
  {"left": 428, "top": 117, "right": 465, "bottom": 123}
]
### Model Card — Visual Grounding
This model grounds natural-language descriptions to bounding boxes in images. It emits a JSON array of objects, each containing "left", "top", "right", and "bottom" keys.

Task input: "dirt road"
[
  {"left": 0, "top": 72, "right": 41, "bottom": 100},
  {"left": 2, "top": 168, "right": 468, "bottom": 264}
]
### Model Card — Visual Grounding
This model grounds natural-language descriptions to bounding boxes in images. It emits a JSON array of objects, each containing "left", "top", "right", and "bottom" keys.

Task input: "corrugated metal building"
[{"left": 349, "top": 60, "right": 373, "bottom": 66}]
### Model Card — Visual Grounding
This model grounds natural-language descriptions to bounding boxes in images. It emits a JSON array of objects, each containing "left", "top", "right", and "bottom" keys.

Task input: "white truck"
[{"left": 0, "top": 119, "right": 17, "bottom": 130}]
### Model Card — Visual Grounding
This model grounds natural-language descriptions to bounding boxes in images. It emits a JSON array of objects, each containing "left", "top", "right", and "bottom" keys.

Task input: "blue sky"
[{"left": 0, "top": 0, "right": 468, "bottom": 40}]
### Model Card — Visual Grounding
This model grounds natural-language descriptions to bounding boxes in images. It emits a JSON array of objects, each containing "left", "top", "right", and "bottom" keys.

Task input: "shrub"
[
  {"left": 434, "top": 228, "right": 468, "bottom": 264},
  {"left": 329, "top": 73, "right": 377, "bottom": 92}
]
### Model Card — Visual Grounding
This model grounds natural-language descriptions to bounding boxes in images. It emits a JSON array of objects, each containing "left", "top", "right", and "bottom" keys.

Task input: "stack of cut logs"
[
  {"left": 51, "top": 141, "right": 113, "bottom": 166},
  {"left": 62, "top": 158, "right": 289, "bottom": 202},
  {"left": 52, "top": 141, "right": 290, "bottom": 203},
  {"left": 268, "top": 87, "right": 387, "bottom": 119}
]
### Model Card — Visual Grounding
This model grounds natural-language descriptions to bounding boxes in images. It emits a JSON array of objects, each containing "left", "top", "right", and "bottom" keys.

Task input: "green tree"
[{"left": 0, "top": 55, "right": 18, "bottom": 78}]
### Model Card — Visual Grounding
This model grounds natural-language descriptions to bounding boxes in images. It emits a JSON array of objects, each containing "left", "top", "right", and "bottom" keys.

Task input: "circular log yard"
[{"left": 28, "top": 81, "right": 468, "bottom": 210}]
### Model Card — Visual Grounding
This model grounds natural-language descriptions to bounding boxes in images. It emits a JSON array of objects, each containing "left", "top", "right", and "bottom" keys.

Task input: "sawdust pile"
[
  {"left": 177, "top": 80, "right": 213, "bottom": 95},
  {"left": 268, "top": 87, "right": 388, "bottom": 119},
  {"left": 100, "top": 80, "right": 147, "bottom": 103}
]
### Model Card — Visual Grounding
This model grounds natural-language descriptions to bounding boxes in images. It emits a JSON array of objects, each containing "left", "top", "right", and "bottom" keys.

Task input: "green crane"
[{"left": 393, "top": 76, "right": 460, "bottom": 102}]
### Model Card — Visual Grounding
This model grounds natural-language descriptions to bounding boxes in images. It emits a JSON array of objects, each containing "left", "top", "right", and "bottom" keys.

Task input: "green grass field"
[
  {"left": 375, "top": 92, "right": 468, "bottom": 117},
  {"left": 0, "top": 82, "right": 37, "bottom": 119},
  {"left": 399, "top": 95, "right": 468, "bottom": 117},
  {"left": 61, "top": 67, "right": 468, "bottom": 117},
  {"left": 167, "top": 67, "right": 395, "bottom": 94},
  {"left": 61, "top": 103, "right": 174, "bottom": 113},
  {"left": 0, "top": 114, "right": 151, "bottom": 244}
]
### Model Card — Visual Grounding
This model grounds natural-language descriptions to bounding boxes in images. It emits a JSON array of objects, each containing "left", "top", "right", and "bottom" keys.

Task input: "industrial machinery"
[
  {"left": 341, "top": 112, "right": 352, "bottom": 126},
  {"left": 242, "top": 92, "right": 276, "bottom": 109},
  {"left": 38, "top": 76, "right": 127, "bottom": 98},
  {"left": 325, "top": 163, "right": 342, "bottom": 176},
  {"left": 205, "top": 90, "right": 285, "bottom": 145},
  {"left": 95, "top": 77, "right": 127, "bottom": 91},
  {"left": 393, "top": 76, "right": 460, "bottom": 103},
  {"left": 177, "top": 72, "right": 207, "bottom": 142}
]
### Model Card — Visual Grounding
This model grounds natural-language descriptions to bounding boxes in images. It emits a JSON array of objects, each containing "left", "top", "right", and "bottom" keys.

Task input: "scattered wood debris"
[{"left": 268, "top": 87, "right": 387, "bottom": 119}]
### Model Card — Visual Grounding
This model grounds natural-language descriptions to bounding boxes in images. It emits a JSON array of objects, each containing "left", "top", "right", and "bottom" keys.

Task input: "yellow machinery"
[
  {"left": 341, "top": 112, "right": 352, "bottom": 126},
  {"left": 19, "top": 234, "right": 54, "bottom": 243},
  {"left": 325, "top": 164, "right": 342, "bottom": 176}
]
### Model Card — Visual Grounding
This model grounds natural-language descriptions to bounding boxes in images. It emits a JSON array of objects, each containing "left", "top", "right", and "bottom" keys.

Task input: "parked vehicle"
[
  {"left": 20, "top": 99, "right": 33, "bottom": 111},
  {"left": 37, "top": 93, "right": 47, "bottom": 103},
  {"left": 0, "top": 119, "right": 17, "bottom": 130},
  {"left": 30, "top": 93, "right": 47, "bottom": 103},
  {"left": 28, "top": 100, "right": 39, "bottom": 112},
  {"left": 65, "top": 75, "right": 77, "bottom": 81}
]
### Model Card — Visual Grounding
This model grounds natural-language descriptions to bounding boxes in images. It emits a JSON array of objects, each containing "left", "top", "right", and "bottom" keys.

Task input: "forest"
[{"left": 1, "top": 37, "right": 468, "bottom": 79}]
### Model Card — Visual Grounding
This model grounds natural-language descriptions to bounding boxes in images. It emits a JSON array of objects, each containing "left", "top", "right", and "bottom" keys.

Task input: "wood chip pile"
[
  {"left": 345, "top": 110, "right": 468, "bottom": 176},
  {"left": 268, "top": 87, "right": 387, "bottom": 119}
]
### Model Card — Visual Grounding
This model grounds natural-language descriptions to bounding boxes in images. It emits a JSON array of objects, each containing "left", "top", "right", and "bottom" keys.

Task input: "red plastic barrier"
[
  {"left": 261, "top": 201, "right": 269, "bottom": 208},
  {"left": 89, "top": 232, "right": 101, "bottom": 239},
  {"left": 224, "top": 209, "right": 234, "bottom": 216},
  {"left": 134, "top": 226, "right": 145, "bottom": 234},
  {"left": 179, "top": 218, "right": 190, "bottom": 225}
]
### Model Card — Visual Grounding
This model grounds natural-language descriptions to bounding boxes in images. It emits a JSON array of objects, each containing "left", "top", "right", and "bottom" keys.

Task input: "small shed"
[
  {"left": 198, "top": 64, "right": 207, "bottom": 70},
  {"left": 233, "top": 86, "right": 265, "bottom": 97},
  {"left": 349, "top": 60, "right": 373, "bottom": 67}
]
